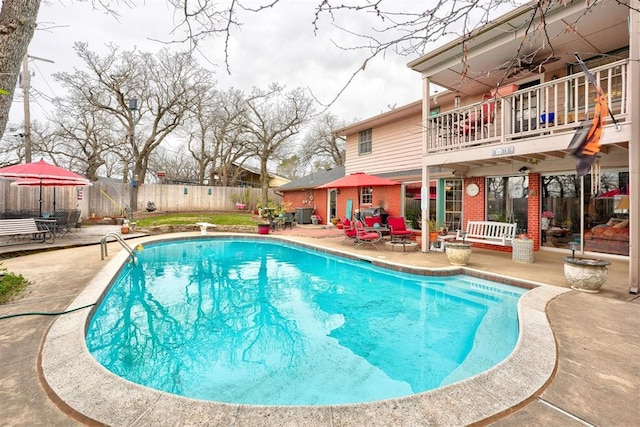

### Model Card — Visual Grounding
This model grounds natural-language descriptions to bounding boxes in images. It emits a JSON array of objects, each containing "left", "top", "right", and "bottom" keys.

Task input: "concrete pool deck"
[{"left": 1, "top": 224, "right": 639, "bottom": 425}]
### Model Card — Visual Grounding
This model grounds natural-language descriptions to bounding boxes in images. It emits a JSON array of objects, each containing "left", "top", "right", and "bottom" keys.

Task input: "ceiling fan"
[{"left": 505, "top": 53, "right": 560, "bottom": 78}]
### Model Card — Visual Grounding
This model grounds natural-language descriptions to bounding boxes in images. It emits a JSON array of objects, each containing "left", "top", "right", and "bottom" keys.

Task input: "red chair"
[
  {"left": 387, "top": 217, "right": 413, "bottom": 247},
  {"left": 341, "top": 217, "right": 357, "bottom": 245},
  {"left": 463, "top": 93, "right": 495, "bottom": 138},
  {"left": 363, "top": 216, "right": 381, "bottom": 228},
  {"left": 354, "top": 220, "right": 382, "bottom": 250}
]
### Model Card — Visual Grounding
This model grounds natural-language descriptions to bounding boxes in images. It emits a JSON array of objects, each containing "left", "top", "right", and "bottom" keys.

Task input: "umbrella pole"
[{"left": 39, "top": 180, "right": 43, "bottom": 217}]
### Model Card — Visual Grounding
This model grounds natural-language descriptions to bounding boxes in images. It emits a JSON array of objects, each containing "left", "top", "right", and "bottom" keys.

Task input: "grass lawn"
[{"left": 133, "top": 212, "right": 260, "bottom": 227}]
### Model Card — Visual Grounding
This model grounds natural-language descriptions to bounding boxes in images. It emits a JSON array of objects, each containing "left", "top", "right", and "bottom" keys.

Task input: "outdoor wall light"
[
  {"left": 183, "top": 187, "right": 188, "bottom": 195},
  {"left": 207, "top": 188, "right": 212, "bottom": 195}
]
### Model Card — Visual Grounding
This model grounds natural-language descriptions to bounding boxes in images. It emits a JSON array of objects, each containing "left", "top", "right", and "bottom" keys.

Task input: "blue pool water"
[{"left": 86, "top": 238, "right": 526, "bottom": 405}]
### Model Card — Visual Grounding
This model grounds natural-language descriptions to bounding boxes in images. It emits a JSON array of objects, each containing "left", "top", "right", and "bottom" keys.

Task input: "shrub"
[{"left": 0, "top": 265, "right": 28, "bottom": 305}]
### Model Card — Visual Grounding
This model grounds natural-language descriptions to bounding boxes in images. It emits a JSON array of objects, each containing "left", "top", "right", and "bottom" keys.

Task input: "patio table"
[{"left": 34, "top": 218, "right": 57, "bottom": 243}]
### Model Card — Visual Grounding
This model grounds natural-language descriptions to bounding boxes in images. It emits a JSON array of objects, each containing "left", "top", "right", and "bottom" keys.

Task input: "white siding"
[{"left": 345, "top": 113, "right": 422, "bottom": 175}]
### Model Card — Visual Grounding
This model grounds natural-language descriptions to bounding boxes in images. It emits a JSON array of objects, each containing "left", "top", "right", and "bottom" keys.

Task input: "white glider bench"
[
  {"left": 455, "top": 221, "right": 517, "bottom": 246},
  {"left": 195, "top": 222, "right": 218, "bottom": 235},
  {"left": 0, "top": 218, "right": 51, "bottom": 245}
]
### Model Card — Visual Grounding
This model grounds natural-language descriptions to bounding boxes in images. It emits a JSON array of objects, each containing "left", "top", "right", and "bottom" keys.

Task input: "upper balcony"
[{"left": 425, "top": 59, "right": 629, "bottom": 167}]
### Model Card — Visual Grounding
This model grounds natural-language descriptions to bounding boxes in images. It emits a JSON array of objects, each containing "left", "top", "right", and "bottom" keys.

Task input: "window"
[
  {"left": 541, "top": 170, "right": 628, "bottom": 254},
  {"left": 360, "top": 186, "right": 373, "bottom": 204},
  {"left": 358, "top": 128, "right": 372, "bottom": 155},
  {"left": 444, "top": 179, "right": 462, "bottom": 231},
  {"left": 487, "top": 175, "right": 529, "bottom": 234}
]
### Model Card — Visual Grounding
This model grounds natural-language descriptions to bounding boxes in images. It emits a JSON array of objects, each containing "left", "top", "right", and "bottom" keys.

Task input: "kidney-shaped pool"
[{"left": 86, "top": 238, "right": 526, "bottom": 406}]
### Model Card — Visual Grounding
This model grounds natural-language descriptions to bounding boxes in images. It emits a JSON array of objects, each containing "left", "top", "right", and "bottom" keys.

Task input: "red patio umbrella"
[
  {"left": 318, "top": 172, "right": 400, "bottom": 189},
  {"left": 0, "top": 158, "right": 90, "bottom": 182},
  {"left": 317, "top": 172, "right": 400, "bottom": 217},
  {"left": 595, "top": 187, "right": 629, "bottom": 198},
  {"left": 0, "top": 159, "right": 90, "bottom": 216}
]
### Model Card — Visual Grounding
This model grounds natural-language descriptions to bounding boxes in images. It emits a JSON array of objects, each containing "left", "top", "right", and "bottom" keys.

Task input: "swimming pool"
[
  {"left": 41, "top": 234, "right": 565, "bottom": 425},
  {"left": 86, "top": 238, "right": 525, "bottom": 405}
]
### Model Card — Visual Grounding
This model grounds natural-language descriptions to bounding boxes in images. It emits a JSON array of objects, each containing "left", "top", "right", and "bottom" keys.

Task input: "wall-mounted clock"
[{"left": 466, "top": 183, "right": 480, "bottom": 197}]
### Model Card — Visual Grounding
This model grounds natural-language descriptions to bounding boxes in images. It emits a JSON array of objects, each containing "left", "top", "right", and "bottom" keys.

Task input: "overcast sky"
[{"left": 8, "top": 0, "right": 432, "bottom": 130}]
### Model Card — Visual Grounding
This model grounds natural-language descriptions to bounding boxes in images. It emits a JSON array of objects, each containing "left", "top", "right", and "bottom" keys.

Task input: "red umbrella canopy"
[
  {"left": 0, "top": 159, "right": 89, "bottom": 183},
  {"left": 317, "top": 172, "right": 400, "bottom": 189},
  {"left": 596, "top": 187, "right": 629, "bottom": 198},
  {"left": 10, "top": 177, "right": 93, "bottom": 187}
]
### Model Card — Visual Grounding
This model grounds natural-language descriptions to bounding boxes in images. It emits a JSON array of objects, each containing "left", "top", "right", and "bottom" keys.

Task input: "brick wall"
[{"left": 461, "top": 176, "right": 541, "bottom": 253}]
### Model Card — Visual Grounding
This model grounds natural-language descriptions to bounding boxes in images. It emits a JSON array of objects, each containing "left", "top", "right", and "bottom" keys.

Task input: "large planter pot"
[
  {"left": 257, "top": 223, "right": 270, "bottom": 235},
  {"left": 445, "top": 242, "right": 472, "bottom": 266},
  {"left": 563, "top": 256, "right": 610, "bottom": 293},
  {"left": 541, "top": 217, "right": 551, "bottom": 231}
]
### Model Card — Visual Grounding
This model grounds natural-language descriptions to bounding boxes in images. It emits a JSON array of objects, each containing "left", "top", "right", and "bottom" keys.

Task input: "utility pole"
[
  {"left": 21, "top": 54, "right": 54, "bottom": 163},
  {"left": 21, "top": 55, "right": 32, "bottom": 163}
]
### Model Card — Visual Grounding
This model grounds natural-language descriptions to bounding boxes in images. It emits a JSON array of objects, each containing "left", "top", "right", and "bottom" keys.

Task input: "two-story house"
[{"left": 331, "top": 1, "right": 637, "bottom": 292}]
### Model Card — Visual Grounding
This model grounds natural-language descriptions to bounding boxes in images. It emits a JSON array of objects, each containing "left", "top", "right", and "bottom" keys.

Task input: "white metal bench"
[
  {"left": 195, "top": 222, "right": 218, "bottom": 235},
  {"left": 456, "top": 221, "right": 517, "bottom": 246},
  {"left": 0, "top": 218, "right": 52, "bottom": 245}
]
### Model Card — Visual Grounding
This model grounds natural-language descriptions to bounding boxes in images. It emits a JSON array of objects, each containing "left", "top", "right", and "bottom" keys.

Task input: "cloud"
[{"left": 10, "top": 0, "right": 422, "bottom": 128}]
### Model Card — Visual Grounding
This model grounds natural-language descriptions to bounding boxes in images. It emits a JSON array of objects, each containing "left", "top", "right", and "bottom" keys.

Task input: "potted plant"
[
  {"left": 445, "top": 232, "right": 472, "bottom": 265},
  {"left": 311, "top": 214, "right": 321, "bottom": 225},
  {"left": 541, "top": 211, "right": 554, "bottom": 231},
  {"left": 428, "top": 220, "right": 439, "bottom": 243},
  {"left": 120, "top": 219, "right": 130, "bottom": 234},
  {"left": 563, "top": 254, "right": 610, "bottom": 293},
  {"left": 257, "top": 220, "right": 271, "bottom": 235}
]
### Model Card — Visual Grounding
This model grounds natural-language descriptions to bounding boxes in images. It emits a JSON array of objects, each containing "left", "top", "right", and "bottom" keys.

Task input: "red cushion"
[
  {"left": 358, "top": 232, "right": 379, "bottom": 240},
  {"left": 364, "top": 217, "right": 380, "bottom": 227}
]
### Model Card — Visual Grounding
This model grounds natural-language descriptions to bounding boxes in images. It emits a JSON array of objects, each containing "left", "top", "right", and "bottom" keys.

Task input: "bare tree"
[
  {"left": 34, "top": 96, "right": 124, "bottom": 180},
  {"left": 52, "top": 42, "right": 213, "bottom": 210},
  {"left": 300, "top": 112, "right": 347, "bottom": 169},
  {"left": 185, "top": 86, "right": 252, "bottom": 186},
  {"left": 244, "top": 84, "right": 314, "bottom": 203},
  {"left": 276, "top": 154, "right": 306, "bottom": 180},
  {"left": 148, "top": 145, "right": 200, "bottom": 184}
]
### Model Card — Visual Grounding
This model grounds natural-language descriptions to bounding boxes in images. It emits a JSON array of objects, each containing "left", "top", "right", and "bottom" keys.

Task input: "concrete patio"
[{"left": 0, "top": 224, "right": 638, "bottom": 425}]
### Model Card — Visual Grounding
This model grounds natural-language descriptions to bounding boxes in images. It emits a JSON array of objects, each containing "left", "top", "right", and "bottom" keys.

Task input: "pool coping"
[{"left": 39, "top": 233, "right": 568, "bottom": 426}]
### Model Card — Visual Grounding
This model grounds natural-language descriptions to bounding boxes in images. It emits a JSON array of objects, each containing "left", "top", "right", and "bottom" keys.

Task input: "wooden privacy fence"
[{"left": 0, "top": 180, "right": 274, "bottom": 219}]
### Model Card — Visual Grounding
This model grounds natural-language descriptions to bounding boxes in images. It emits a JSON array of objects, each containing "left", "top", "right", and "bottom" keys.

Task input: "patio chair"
[
  {"left": 354, "top": 220, "right": 382, "bottom": 250},
  {"left": 62, "top": 210, "right": 82, "bottom": 238},
  {"left": 341, "top": 217, "right": 357, "bottom": 245},
  {"left": 364, "top": 216, "right": 382, "bottom": 228},
  {"left": 463, "top": 93, "right": 495, "bottom": 139},
  {"left": 283, "top": 212, "right": 294, "bottom": 229},
  {"left": 266, "top": 212, "right": 278, "bottom": 231},
  {"left": 387, "top": 217, "right": 413, "bottom": 249}
]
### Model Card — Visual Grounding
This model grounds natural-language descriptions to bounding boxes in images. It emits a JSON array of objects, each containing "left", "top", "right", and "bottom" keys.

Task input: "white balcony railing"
[{"left": 426, "top": 59, "right": 628, "bottom": 154}]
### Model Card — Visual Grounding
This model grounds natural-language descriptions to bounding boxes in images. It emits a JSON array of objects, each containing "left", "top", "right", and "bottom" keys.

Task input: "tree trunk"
[
  {"left": 0, "top": 0, "right": 41, "bottom": 138},
  {"left": 261, "top": 159, "right": 269, "bottom": 205}
]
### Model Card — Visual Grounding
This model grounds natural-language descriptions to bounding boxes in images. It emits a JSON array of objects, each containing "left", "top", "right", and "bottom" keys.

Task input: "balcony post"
[
  {"left": 629, "top": 0, "right": 640, "bottom": 293},
  {"left": 422, "top": 75, "right": 431, "bottom": 252}
]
